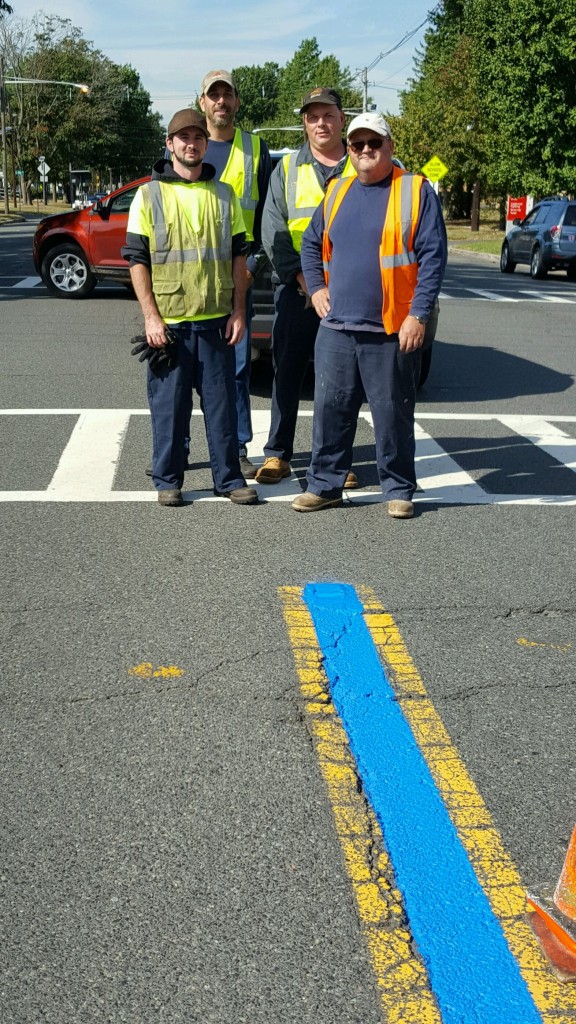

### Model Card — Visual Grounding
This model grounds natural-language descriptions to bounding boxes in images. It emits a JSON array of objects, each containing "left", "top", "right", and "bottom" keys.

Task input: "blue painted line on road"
[{"left": 302, "top": 581, "right": 541, "bottom": 1024}]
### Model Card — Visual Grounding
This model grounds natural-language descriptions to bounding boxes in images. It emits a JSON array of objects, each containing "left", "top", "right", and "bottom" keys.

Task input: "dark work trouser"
[
  {"left": 148, "top": 317, "right": 244, "bottom": 493},
  {"left": 264, "top": 283, "right": 319, "bottom": 463},
  {"left": 305, "top": 325, "right": 421, "bottom": 500}
]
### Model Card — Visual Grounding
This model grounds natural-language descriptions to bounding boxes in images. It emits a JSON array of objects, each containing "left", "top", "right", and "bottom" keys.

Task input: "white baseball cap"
[{"left": 347, "top": 113, "right": 392, "bottom": 140}]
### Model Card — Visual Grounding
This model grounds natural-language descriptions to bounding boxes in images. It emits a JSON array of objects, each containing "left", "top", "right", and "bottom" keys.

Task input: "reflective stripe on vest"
[
  {"left": 219, "top": 128, "right": 260, "bottom": 240},
  {"left": 322, "top": 167, "right": 423, "bottom": 334},
  {"left": 284, "top": 152, "right": 355, "bottom": 253},
  {"left": 144, "top": 179, "right": 234, "bottom": 320}
]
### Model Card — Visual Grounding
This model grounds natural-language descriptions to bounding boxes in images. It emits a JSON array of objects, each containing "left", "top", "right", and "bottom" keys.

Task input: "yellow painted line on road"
[
  {"left": 281, "top": 585, "right": 576, "bottom": 1023},
  {"left": 517, "top": 638, "right": 572, "bottom": 653},
  {"left": 279, "top": 586, "right": 442, "bottom": 1024},
  {"left": 128, "top": 662, "right": 184, "bottom": 678},
  {"left": 357, "top": 585, "right": 576, "bottom": 1023}
]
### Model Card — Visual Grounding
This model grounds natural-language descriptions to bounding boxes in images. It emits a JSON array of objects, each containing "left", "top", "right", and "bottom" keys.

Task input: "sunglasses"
[{"left": 348, "top": 137, "right": 386, "bottom": 153}]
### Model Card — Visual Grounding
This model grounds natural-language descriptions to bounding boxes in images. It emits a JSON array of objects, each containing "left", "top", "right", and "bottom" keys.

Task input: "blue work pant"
[
  {"left": 147, "top": 318, "right": 245, "bottom": 493},
  {"left": 264, "top": 283, "right": 319, "bottom": 462},
  {"left": 306, "top": 325, "right": 421, "bottom": 500}
]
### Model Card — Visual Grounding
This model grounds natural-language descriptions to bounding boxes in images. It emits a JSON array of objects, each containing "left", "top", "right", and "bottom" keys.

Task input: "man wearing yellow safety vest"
[
  {"left": 257, "top": 87, "right": 358, "bottom": 488},
  {"left": 293, "top": 112, "right": 447, "bottom": 517},
  {"left": 200, "top": 70, "right": 272, "bottom": 480},
  {"left": 123, "top": 109, "right": 258, "bottom": 507}
]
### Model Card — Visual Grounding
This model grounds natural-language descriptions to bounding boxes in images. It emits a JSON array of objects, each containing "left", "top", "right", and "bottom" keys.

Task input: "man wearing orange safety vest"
[{"left": 294, "top": 112, "right": 447, "bottom": 517}]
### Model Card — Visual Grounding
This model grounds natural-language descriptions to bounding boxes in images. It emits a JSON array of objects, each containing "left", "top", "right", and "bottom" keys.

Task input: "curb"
[{"left": 448, "top": 244, "right": 500, "bottom": 264}]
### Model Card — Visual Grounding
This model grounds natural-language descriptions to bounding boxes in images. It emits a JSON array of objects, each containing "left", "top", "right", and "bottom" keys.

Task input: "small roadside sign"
[
  {"left": 421, "top": 156, "right": 448, "bottom": 183},
  {"left": 37, "top": 159, "right": 50, "bottom": 176}
]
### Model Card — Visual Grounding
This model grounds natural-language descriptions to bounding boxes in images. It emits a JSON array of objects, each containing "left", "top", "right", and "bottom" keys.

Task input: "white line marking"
[
  {"left": 0, "top": 411, "right": 574, "bottom": 504},
  {"left": 517, "top": 290, "right": 576, "bottom": 304},
  {"left": 47, "top": 410, "right": 130, "bottom": 498},
  {"left": 466, "top": 288, "right": 520, "bottom": 302},
  {"left": 498, "top": 416, "right": 576, "bottom": 471},
  {"left": 13, "top": 276, "right": 43, "bottom": 289}
]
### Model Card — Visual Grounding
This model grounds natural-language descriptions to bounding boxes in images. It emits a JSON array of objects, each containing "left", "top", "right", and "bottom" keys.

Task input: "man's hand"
[
  {"left": 225, "top": 311, "right": 246, "bottom": 346},
  {"left": 144, "top": 314, "right": 170, "bottom": 348},
  {"left": 398, "top": 315, "right": 426, "bottom": 353},
  {"left": 246, "top": 269, "right": 254, "bottom": 288},
  {"left": 310, "top": 287, "right": 331, "bottom": 320},
  {"left": 295, "top": 271, "right": 308, "bottom": 294}
]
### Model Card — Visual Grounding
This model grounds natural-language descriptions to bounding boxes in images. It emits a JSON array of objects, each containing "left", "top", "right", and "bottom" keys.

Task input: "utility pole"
[
  {"left": 0, "top": 56, "right": 10, "bottom": 215},
  {"left": 361, "top": 67, "right": 368, "bottom": 112}
]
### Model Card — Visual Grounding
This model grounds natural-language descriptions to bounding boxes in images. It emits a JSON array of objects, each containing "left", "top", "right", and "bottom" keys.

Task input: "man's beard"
[
  {"left": 208, "top": 109, "right": 234, "bottom": 128},
  {"left": 179, "top": 154, "right": 203, "bottom": 169}
]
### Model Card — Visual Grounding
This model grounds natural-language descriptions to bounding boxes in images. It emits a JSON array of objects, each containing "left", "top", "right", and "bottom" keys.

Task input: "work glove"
[{"left": 130, "top": 326, "right": 178, "bottom": 373}]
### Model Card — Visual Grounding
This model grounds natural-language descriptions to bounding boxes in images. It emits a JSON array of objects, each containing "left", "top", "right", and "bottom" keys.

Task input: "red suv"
[
  {"left": 33, "top": 178, "right": 149, "bottom": 298},
  {"left": 31, "top": 175, "right": 274, "bottom": 356}
]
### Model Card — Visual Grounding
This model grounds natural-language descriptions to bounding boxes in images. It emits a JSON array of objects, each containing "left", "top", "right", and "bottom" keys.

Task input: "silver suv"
[{"left": 500, "top": 197, "right": 576, "bottom": 280}]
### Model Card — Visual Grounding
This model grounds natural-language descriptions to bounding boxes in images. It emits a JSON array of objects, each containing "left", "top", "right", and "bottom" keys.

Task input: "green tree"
[
  {"left": 3, "top": 13, "right": 164, "bottom": 199},
  {"left": 231, "top": 61, "right": 281, "bottom": 130},
  {"left": 467, "top": 0, "right": 576, "bottom": 196}
]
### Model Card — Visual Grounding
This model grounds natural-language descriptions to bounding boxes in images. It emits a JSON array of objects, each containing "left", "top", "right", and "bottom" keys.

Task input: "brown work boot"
[
  {"left": 344, "top": 470, "right": 359, "bottom": 489},
  {"left": 292, "top": 492, "right": 343, "bottom": 513},
  {"left": 387, "top": 499, "right": 414, "bottom": 519},
  {"left": 214, "top": 486, "right": 259, "bottom": 505},
  {"left": 255, "top": 457, "right": 291, "bottom": 484}
]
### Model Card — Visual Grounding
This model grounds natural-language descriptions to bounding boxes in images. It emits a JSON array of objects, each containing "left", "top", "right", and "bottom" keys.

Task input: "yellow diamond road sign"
[{"left": 421, "top": 155, "right": 448, "bottom": 183}]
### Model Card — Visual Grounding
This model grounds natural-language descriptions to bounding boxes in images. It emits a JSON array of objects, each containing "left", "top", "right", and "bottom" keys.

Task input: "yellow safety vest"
[
  {"left": 283, "top": 151, "right": 355, "bottom": 253},
  {"left": 141, "top": 179, "right": 235, "bottom": 321},
  {"left": 322, "top": 166, "right": 424, "bottom": 334},
  {"left": 219, "top": 128, "right": 261, "bottom": 241}
]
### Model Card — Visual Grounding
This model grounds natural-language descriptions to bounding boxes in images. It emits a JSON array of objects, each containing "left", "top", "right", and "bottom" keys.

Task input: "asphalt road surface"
[{"left": 1, "top": 220, "right": 575, "bottom": 1024}]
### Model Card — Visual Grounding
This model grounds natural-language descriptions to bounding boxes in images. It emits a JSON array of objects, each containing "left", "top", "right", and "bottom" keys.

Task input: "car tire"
[
  {"left": 567, "top": 265, "right": 576, "bottom": 282},
  {"left": 500, "top": 241, "right": 516, "bottom": 273},
  {"left": 41, "top": 242, "right": 97, "bottom": 298},
  {"left": 529, "top": 246, "right": 547, "bottom": 279}
]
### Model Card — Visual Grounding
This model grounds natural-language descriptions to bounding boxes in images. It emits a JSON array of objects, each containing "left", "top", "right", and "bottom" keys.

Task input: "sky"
[{"left": 8, "top": 0, "right": 435, "bottom": 128}]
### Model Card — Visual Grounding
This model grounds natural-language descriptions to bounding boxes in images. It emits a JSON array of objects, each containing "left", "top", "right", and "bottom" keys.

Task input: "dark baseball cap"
[
  {"left": 166, "top": 109, "right": 209, "bottom": 138},
  {"left": 300, "top": 87, "right": 342, "bottom": 113}
]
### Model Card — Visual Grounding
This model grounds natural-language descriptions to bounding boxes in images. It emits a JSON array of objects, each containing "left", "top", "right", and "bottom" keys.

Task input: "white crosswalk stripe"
[{"left": 1, "top": 410, "right": 575, "bottom": 505}]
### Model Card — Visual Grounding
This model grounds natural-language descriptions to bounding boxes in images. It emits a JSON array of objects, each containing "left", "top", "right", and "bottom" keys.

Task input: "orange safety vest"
[{"left": 322, "top": 166, "right": 424, "bottom": 334}]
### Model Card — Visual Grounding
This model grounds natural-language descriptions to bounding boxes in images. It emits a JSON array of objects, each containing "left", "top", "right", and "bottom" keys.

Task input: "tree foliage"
[
  {"left": 232, "top": 38, "right": 362, "bottom": 149},
  {"left": 397, "top": 0, "right": 576, "bottom": 210},
  {"left": 1, "top": 12, "right": 164, "bottom": 200}
]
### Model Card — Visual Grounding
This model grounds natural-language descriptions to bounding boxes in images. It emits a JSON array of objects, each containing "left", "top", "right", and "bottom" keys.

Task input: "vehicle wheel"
[
  {"left": 500, "top": 241, "right": 516, "bottom": 273},
  {"left": 418, "top": 344, "right": 433, "bottom": 388},
  {"left": 530, "top": 246, "right": 547, "bottom": 279},
  {"left": 41, "top": 243, "right": 96, "bottom": 298},
  {"left": 567, "top": 265, "right": 576, "bottom": 282}
]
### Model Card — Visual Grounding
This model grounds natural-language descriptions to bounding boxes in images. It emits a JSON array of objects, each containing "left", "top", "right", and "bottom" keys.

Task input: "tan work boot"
[
  {"left": 255, "top": 457, "right": 291, "bottom": 484},
  {"left": 344, "top": 470, "right": 359, "bottom": 489},
  {"left": 387, "top": 500, "right": 414, "bottom": 519}
]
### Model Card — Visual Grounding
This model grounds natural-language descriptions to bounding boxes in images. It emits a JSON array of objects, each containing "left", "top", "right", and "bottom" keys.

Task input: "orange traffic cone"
[{"left": 527, "top": 824, "right": 576, "bottom": 982}]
